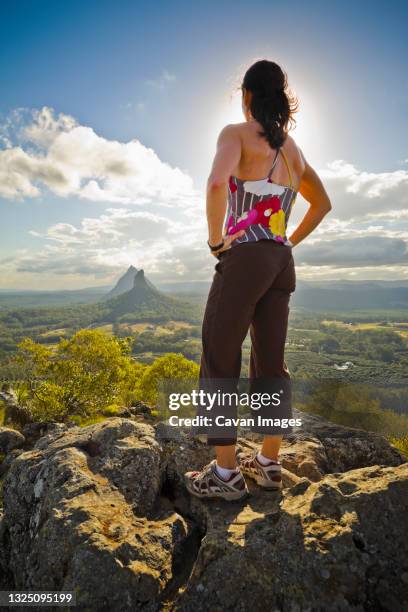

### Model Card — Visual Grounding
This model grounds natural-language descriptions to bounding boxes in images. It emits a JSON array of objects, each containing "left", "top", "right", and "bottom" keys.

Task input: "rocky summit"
[
  {"left": 101, "top": 268, "right": 195, "bottom": 323},
  {"left": 103, "top": 265, "right": 139, "bottom": 300},
  {"left": 0, "top": 413, "right": 407, "bottom": 611}
]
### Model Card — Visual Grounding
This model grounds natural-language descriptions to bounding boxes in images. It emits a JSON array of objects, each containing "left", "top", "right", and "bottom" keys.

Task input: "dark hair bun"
[{"left": 242, "top": 60, "right": 298, "bottom": 149}]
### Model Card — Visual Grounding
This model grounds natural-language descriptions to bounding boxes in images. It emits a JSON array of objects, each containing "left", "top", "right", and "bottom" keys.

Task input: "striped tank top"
[{"left": 225, "top": 147, "right": 297, "bottom": 247}]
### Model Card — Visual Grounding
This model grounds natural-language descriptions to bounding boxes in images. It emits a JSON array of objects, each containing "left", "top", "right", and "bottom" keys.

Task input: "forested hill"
[
  {"left": 0, "top": 270, "right": 200, "bottom": 355},
  {"left": 292, "top": 280, "right": 408, "bottom": 311},
  {"left": 1, "top": 276, "right": 408, "bottom": 312},
  {"left": 102, "top": 269, "right": 196, "bottom": 322}
]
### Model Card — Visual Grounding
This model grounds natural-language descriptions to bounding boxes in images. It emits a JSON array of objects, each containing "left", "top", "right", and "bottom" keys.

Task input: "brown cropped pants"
[{"left": 199, "top": 239, "right": 296, "bottom": 445}]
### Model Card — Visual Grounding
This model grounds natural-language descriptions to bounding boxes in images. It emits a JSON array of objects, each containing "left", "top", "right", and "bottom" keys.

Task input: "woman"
[{"left": 185, "top": 60, "right": 331, "bottom": 501}]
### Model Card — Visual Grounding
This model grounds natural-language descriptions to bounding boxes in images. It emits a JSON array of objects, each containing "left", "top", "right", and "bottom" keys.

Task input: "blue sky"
[{"left": 1, "top": 0, "right": 407, "bottom": 289}]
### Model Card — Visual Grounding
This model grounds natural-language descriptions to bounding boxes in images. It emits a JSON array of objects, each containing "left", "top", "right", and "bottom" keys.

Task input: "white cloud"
[
  {"left": 0, "top": 106, "right": 199, "bottom": 206},
  {"left": 21, "top": 106, "right": 77, "bottom": 147},
  {"left": 291, "top": 264, "right": 408, "bottom": 282},
  {"left": 319, "top": 160, "right": 408, "bottom": 219},
  {"left": 2, "top": 105, "right": 408, "bottom": 287},
  {"left": 35, "top": 208, "right": 188, "bottom": 246},
  {"left": 366, "top": 209, "right": 408, "bottom": 220},
  {"left": 295, "top": 236, "right": 408, "bottom": 267},
  {"left": 10, "top": 205, "right": 209, "bottom": 282}
]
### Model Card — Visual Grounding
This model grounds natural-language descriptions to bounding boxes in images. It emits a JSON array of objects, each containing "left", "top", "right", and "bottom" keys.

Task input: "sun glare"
[
  {"left": 212, "top": 88, "right": 316, "bottom": 146},
  {"left": 290, "top": 93, "right": 325, "bottom": 162},
  {"left": 206, "top": 85, "right": 323, "bottom": 168},
  {"left": 220, "top": 88, "right": 245, "bottom": 125},
  {"left": 291, "top": 109, "right": 309, "bottom": 149}
]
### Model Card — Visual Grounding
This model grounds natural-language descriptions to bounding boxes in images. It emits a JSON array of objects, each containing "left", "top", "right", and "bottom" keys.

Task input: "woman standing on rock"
[{"left": 185, "top": 59, "right": 332, "bottom": 500}]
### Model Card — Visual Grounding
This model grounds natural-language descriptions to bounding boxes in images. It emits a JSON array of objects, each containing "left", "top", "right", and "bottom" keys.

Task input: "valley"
[{"left": 1, "top": 266, "right": 407, "bottom": 392}]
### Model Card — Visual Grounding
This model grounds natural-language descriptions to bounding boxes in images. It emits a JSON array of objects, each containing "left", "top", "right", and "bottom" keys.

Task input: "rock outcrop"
[
  {"left": 0, "top": 414, "right": 407, "bottom": 611},
  {"left": 0, "top": 427, "right": 25, "bottom": 453},
  {"left": 173, "top": 463, "right": 408, "bottom": 611},
  {"left": 278, "top": 408, "right": 404, "bottom": 481},
  {"left": 1, "top": 419, "right": 194, "bottom": 609},
  {"left": 0, "top": 389, "right": 34, "bottom": 427},
  {"left": 103, "top": 265, "right": 139, "bottom": 300}
]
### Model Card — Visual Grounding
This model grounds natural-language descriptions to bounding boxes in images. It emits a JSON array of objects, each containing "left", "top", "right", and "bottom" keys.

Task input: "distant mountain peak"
[
  {"left": 134, "top": 269, "right": 147, "bottom": 288},
  {"left": 103, "top": 265, "right": 139, "bottom": 300},
  {"left": 103, "top": 268, "right": 171, "bottom": 320}
]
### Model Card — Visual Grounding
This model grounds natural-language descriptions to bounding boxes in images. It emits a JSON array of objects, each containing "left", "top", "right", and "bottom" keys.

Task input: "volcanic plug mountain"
[{"left": 102, "top": 269, "right": 196, "bottom": 322}]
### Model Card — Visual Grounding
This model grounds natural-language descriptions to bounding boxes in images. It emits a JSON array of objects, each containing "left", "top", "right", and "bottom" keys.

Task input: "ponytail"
[{"left": 242, "top": 60, "right": 298, "bottom": 149}]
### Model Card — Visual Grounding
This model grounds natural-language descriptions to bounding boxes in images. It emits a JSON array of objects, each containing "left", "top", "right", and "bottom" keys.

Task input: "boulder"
[
  {"left": 32, "top": 418, "right": 162, "bottom": 515},
  {"left": 2, "top": 418, "right": 194, "bottom": 610},
  {"left": 0, "top": 513, "right": 14, "bottom": 590},
  {"left": 0, "top": 390, "right": 33, "bottom": 427},
  {"left": 117, "top": 400, "right": 154, "bottom": 420},
  {"left": 0, "top": 448, "right": 24, "bottom": 477},
  {"left": 0, "top": 427, "right": 25, "bottom": 454},
  {"left": 173, "top": 463, "right": 408, "bottom": 612},
  {"left": 0, "top": 415, "right": 407, "bottom": 611},
  {"left": 278, "top": 409, "right": 405, "bottom": 482},
  {"left": 21, "top": 422, "right": 71, "bottom": 448}
]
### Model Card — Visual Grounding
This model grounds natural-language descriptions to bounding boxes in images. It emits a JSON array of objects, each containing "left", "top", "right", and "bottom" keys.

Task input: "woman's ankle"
[
  {"left": 257, "top": 451, "right": 279, "bottom": 465},
  {"left": 261, "top": 435, "right": 282, "bottom": 461},
  {"left": 215, "top": 445, "right": 237, "bottom": 470}
]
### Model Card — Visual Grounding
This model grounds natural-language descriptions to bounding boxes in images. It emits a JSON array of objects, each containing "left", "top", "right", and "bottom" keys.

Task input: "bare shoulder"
[
  {"left": 218, "top": 123, "right": 243, "bottom": 137},
  {"left": 215, "top": 123, "right": 242, "bottom": 147},
  {"left": 282, "top": 134, "right": 305, "bottom": 174}
]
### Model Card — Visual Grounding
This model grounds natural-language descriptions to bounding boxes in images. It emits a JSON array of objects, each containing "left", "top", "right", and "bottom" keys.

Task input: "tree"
[
  {"left": 302, "top": 380, "right": 390, "bottom": 432},
  {"left": 320, "top": 337, "right": 340, "bottom": 354},
  {"left": 135, "top": 353, "right": 199, "bottom": 406},
  {"left": 369, "top": 346, "right": 395, "bottom": 363},
  {"left": 16, "top": 330, "right": 138, "bottom": 422}
]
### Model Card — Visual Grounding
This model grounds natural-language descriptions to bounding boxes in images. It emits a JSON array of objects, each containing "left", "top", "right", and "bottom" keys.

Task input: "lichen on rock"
[{"left": 0, "top": 414, "right": 407, "bottom": 611}]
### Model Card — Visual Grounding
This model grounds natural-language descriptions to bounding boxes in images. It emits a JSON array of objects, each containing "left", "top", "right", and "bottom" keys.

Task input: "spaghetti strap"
[
  {"left": 280, "top": 148, "right": 293, "bottom": 190},
  {"left": 266, "top": 148, "right": 281, "bottom": 179}
]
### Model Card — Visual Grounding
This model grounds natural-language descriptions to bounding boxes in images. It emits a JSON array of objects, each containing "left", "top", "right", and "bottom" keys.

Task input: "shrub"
[
  {"left": 101, "top": 404, "right": 121, "bottom": 416},
  {"left": 13, "top": 332, "right": 200, "bottom": 424},
  {"left": 135, "top": 353, "right": 199, "bottom": 406},
  {"left": 389, "top": 436, "right": 408, "bottom": 459},
  {"left": 300, "top": 380, "right": 408, "bottom": 437},
  {"left": 16, "top": 330, "right": 139, "bottom": 422}
]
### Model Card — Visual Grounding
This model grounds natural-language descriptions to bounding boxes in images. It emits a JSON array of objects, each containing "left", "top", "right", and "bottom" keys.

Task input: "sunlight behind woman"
[{"left": 212, "top": 84, "right": 323, "bottom": 167}]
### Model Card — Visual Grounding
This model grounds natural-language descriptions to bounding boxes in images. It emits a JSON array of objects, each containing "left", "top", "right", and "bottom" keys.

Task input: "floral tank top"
[{"left": 225, "top": 147, "right": 297, "bottom": 247}]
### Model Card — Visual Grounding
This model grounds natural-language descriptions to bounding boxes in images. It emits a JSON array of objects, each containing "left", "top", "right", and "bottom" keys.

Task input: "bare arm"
[
  {"left": 206, "top": 125, "right": 245, "bottom": 251},
  {"left": 288, "top": 150, "right": 332, "bottom": 247}
]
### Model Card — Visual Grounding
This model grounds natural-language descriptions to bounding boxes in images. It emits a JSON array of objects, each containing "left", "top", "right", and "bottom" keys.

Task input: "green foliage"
[
  {"left": 389, "top": 436, "right": 408, "bottom": 458},
  {"left": 304, "top": 324, "right": 406, "bottom": 363},
  {"left": 28, "top": 381, "right": 69, "bottom": 422},
  {"left": 131, "top": 327, "right": 201, "bottom": 361},
  {"left": 16, "top": 330, "right": 139, "bottom": 422},
  {"left": 0, "top": 302, "right": 110, "bottom": 355},
  {"left": 111, "top": 299, "right": 199, "bottom": 324},
  {"left": 119, "top": 360, "right": 147, "bottom": 407},
  {"left": 299, "top": 381, "right": 408, "bottom": 437},
  {"left": 369, "top": 346, "right": 394, "bottom": 363},
  {"left": 9, "top": 331, "right": 201, "bottom": 424},
  {"left": 76, "top": 415, "right": 108, "bottom": 427},
  {"left": 135, "top": 353, "right": 199, "bottom": 406},
  {"left": 13, "top": 382, "right": 30, "bottom": 406},
  {"left": 101, "top": 404, "right": 122, "bottom": 416},
  {"left": 1, "top": 305, "right": 408, "bottom": 434},
  {"left": 319, "top": 337, "right": 340, "bottom": 354},
  {"left": 0, "top": 289, "right": 199, "bottom": 356}
]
